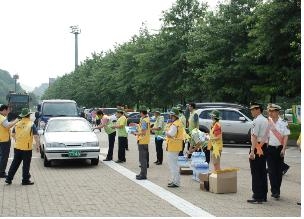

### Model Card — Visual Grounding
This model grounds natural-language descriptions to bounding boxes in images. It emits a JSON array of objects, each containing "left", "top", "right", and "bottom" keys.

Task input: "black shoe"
[
  {"left": 0, "top": 173, "right": 8, "bottom": 178},
  {"left": 103, "top": 158, "right": 112, "bottom": 161},
  {"left": 136, "top": 174, "right": 141, "bottom": 177},
  {"left": 125, "top": 148, "right": 129, "bottom": 151},
  {"left": 156, "top": 162, "right": 162, "bottom": 165},
  {"left": 136, "top": 175, "right": 147, "bottom": 180},
  {"left": 282, "top": 166, "right": 289, "bottom": 175},
  {"left": 168, "top": 182, "right": 173, "bottom": 186},
  {"left": 147, "top": 164, "right": 149, "bottom": 168},
  {"left": 167, "top": 183, "right": 179, "bottom": 188},
  {"left": 271, "top": 193, "right": 280, "bottom": 199},
  {"left": 115, "top": 160, "right": 123, "bottom": 163},
  {"left": 247, "top": 199, "right": 263, "bottom": 204},
  {"left": 154, "top": 161, "right": 158, "bottom": 164},
  {"left": 297, "top": 202, "right": 301, "bottom": 205},
  {"left": 5, "top": 179, "right": 12, "bottom": 185},
  {"left": 22, "top": 181, "right": 34, "bottom": 185}
]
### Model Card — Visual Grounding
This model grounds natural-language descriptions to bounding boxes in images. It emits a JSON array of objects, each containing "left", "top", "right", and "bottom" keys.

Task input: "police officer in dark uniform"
[{"left": 247, "top": 102, "right": 269, "bottom": 204}]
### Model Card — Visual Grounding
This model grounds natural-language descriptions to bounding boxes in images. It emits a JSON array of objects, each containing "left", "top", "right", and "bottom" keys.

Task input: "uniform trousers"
[
  {"left": 267, "top": 145, "right": 283, "bottom": 195},
  {"left": 249, "top": 144, "right": 268, "bottom": 200},
  {"left": 154, "top": 137, "right": 163, "bottom": 163},
  {"left": 138, "top": 144, "right": 148, "bottom": 177},
  {"left": 106, "top": 132, "right": 116, "bottom": 160},
  {"left": 7, "top": 148, "right": 32, "bottom": 183},
  {"left": 0, "top": 141, "right": 11, "bottom": 176},
  {"left": 118, "top": 136, "right": 127, "bottom": 161},
  {"left": 167, "top": 151, "right": 180, "bottom": 186}
]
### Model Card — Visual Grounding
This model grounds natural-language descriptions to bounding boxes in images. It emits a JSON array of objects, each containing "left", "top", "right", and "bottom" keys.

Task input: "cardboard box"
[
  {"left": 209, "top": 171, "right": 237, "bottom": 194},
  {"left": 180, "top": 167, "right": 193, "bottom": 175},
  {"left": 200, "top": 181, "right": 210, "bottom": 191},
  {"left": 199, "top": 172, "right": 211, "bottom": 183}
]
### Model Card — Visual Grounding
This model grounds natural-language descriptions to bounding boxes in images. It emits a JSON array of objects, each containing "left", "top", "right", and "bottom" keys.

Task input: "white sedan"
[{"left": 38, "top": 117, "right": 100, "bottom": 167}]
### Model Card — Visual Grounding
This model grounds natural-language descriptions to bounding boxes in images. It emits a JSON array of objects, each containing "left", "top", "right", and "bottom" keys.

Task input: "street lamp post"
[
  {"left": 70, "top": 25, "right": 81, "bottom": 70},
  {"left": 13, "top": 74, "right": 19, "bottom": 92}
]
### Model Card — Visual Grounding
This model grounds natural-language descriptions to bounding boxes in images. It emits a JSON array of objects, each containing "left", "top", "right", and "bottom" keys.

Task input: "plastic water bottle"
[
  {"left": 178, "top": 155, "right": 189, "bottom": 167},
  {"left": 192, "top": 162, "right": 209, "bottom": 182}
]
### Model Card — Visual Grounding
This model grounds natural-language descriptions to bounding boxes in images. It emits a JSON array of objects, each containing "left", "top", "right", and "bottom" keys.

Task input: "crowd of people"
[{"left": 0, "top": 101, "right": 300, "bottom": 205}]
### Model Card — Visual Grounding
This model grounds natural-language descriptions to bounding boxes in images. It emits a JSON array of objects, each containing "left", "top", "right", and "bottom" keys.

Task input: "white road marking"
[{"left": 99, "top": 153, "right": 214, "bottom": 217}]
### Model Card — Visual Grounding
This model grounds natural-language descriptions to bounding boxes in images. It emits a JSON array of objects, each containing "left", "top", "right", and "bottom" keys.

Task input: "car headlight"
[
  {"left": 83, "top": 142, "right": 99, "bottom": 147},
  {"left": 46, "top": 142, "right": 66, "bottom": 147}
]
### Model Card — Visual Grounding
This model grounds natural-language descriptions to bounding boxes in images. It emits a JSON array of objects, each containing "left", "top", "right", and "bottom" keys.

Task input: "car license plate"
[{"left": 68, "top": 150, "right": 81, "bottom": 157}]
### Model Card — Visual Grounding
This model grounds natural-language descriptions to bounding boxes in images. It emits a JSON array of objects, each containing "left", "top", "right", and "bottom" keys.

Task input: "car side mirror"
[{"left": 239, "top": 117, "right": 246, "bottom": 122}]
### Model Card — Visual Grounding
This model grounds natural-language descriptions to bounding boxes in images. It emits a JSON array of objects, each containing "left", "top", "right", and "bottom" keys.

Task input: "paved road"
[{"left": 0, "top": 130, "right": 301, "bottom": 217}]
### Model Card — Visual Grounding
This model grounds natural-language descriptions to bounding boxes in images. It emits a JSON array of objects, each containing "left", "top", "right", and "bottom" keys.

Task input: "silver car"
[
  {"left": 196, "top": 107, "right": 253, "bottom": 144},
  {"left": 39, "top": 117, "right": 100, "bottom": 167}
]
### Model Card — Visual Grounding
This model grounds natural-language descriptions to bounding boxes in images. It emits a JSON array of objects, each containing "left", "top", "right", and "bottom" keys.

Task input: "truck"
[
  {"left": 35, "top": 99, "right": 79, "bottom": 130},
  {"left": 6, "top": 91, "right": 30, "bottom": 121}
]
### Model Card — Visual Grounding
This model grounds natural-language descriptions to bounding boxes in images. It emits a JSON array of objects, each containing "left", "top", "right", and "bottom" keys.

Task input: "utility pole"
[
  {"left": 13, "top": 74, "right": 19, "bottom": 92},
  {"left": 70, "top": 25, "right": 81, "bottom": 70}
]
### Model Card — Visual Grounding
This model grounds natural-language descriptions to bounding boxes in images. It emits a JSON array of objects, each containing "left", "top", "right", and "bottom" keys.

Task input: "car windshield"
[
  {"left": 239, "top": 108, "right": 253, "bottom": 120},
  {"left": 43, "top": 102, "right": 78, "bottom": 116},
  {"left": 46, "top": 119, "right": 92, "bottom": 132}
]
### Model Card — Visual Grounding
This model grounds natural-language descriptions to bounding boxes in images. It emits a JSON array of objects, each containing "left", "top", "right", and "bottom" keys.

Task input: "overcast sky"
[{"left": 0, "top": 0, "right": 220, "bottom": 91}]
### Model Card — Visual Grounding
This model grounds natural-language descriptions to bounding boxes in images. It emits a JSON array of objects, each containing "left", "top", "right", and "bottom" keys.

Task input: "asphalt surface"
[{"left": 0, "top": 129, "right": 301, "bottom": 217}]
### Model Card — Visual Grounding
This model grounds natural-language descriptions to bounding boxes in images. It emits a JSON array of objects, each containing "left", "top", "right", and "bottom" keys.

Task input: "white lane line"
[{"left": 99, "top": 153, "right": 214, "bottom": 217}]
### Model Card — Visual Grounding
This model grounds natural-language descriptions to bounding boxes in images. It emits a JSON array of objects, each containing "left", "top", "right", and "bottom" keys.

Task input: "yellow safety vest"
[
  {"left": 166, "top": 119, "right": 183, "bottom": 152},
  {"left": 14, "top": 118, "right": 34, "bottom": 151},
  {"left": 137, "top": 116, "right": 150, "bottom": 144},
  {"left": 0, "top": 114, "right": 10, "bottom": 142}
]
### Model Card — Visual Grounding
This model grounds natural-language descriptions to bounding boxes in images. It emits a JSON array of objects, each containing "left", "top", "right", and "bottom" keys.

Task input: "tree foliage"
[{"left": 41, "top": 0, "right": 301, "bottom": 108}]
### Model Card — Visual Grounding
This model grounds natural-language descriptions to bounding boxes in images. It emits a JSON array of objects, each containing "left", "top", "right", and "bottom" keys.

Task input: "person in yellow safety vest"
[
  {"left": 0, "top": 104, "right": 20, "bottom": 178},
  {"left": 176, "top": 105, "right": 188, "bottom": 156},
  {"left": 150, "top": 109, "right": 164, "bottom": 165},
  {"left": 132, "top": 107, "right": 150, "bottom": 180},
  {"left": 187, "top": 103, "right": 199, "bottom": 133},
  {"left": 112, "top": 109, "right": 128, "bottom": 163},
  {"left": 5, "top": 108, "right": 40, "bottom": 185},
  {"left": 207, "top": 110, "right": 223, "bottom": 171},
  {"left": 166, "top": 107, "right": 183, "bottom": 188},
  {"left": 94, "top": 110, "right": 116, "bottom": 161},
  {"left": 95, "top": 110, "right": 102, "bottom": 131}
]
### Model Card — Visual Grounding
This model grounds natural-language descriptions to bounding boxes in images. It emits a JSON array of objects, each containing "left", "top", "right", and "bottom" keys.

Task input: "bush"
[{"left": 289, "top": 123, "right": 301, "bottom": 140}]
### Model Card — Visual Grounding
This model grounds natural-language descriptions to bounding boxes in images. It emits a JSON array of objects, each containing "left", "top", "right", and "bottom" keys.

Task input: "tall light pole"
[
  {"left": 70, "top": 25, "right": 81, "bottom": 70},
  {"left": 13, "top": 74, "right": 19, "bottom": 92}
]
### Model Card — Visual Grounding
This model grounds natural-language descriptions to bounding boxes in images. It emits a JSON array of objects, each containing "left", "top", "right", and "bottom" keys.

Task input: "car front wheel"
[
  {"left": 40, "top": 145, "right": 44, "bottom": 159},
  {"left": 44, "top": 155, "right": 51, "bottom": 167},
  {"left": 91, "top": 157, "right": 99, "bottom": 165}
]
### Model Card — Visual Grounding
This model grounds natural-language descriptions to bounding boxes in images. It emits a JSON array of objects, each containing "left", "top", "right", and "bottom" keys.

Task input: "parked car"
[
  {"left": 126, "top": 112, "right": 153, "bottom": 125},
  {"left": 102, "top": 108, "right": 117, "bottom": 116},
  {"left": 195, "top": 102, "right": 246, "bottom": 109},
  {"left": 284, "top": 108, "right": 293, "bottom": 123},
  {"left": 197, "top": 107, "right": 253, "bottom": 144},
  {"left": 38, "top": 117, "right": 100, "bottom": 167}
]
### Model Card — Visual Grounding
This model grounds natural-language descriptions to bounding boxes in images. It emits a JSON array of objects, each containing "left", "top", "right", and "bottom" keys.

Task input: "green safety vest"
[{"left": 154, "top": 116, "right": 164, "bottom": 137}]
